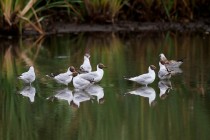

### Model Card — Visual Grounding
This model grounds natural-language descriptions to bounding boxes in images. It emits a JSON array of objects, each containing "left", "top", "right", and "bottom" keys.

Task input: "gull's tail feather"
[
  {"left": 123, "top": 76, "right": 130, "bottom": 80},
  {"left": 124, "top": 92, "right": 131, "bottom": 96},
  {"left": 124, "top": 76, "right": 136, "bottom": 81},
  {"left": 17, "top": 73, "right": 23, "bottom": 79},
  {"left": 177, "top": 57, "right": 186, "bottom": 62}
]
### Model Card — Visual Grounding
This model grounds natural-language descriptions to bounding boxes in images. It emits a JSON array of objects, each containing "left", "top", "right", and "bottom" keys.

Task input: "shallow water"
[{"left": 0, "top": 32, "right": 210, "bottom": 140}]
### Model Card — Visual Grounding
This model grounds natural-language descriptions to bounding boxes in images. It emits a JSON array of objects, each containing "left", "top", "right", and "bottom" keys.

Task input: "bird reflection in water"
[
  {"left": 72, "top": 90, "right": 94, "bottom": 108},
  {"left": 85, "top": 84, "right": 105, "bottom": 104},
  {"left": 126, "top": 86, "right": 157, "bottom": 107},
  {"left": 19, "top": 86, "right": 36, "bottom": 102},
  {"left": 158, "top": 80, "right": 172, "bottom": 100},
  {"left": 51, "top": 88, "right": 73, "bottom": 105}
]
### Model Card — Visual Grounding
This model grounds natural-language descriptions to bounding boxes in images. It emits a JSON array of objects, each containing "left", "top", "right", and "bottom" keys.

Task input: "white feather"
[
  {"left": 80, "top": 54, "right": 92, "bottom": 73},
  {"left": 48, "top": 67, "right": 73, "bottom": 86},
  {"left": 158, "top": 62, "right": 171, "bottom": 80},
  {"left": 18, "top": 66, "right": 35, "bottom": 84},
  {"left": 79, "top": 64, "right": 104, "bottom": 83}
]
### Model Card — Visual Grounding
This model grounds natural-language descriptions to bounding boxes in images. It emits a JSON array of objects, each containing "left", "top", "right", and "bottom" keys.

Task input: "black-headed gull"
[
  {"left": 125, "top": 65, "right": 156, "bottom": 86},
  {"left": 72, "top": 72, "right": 93, "bottom": 90},
  {"left": 79, "top": 63, "right": 107, "bottom": 83},
  {"left": 158, "top": 80, "right": 172, "bottom": 100},
  {"left": 18, "top": 66, "right": 35, "bottom": 85},
  {"left": 158, "top": 61, "right": 172, "bottom": 80},
  {"left": 19, "top": 86, "right": 36, "bottom": 102},
  {"left": 80, "top": 53, "right": 92, "bottom": 73},
  {"left": 85, "top": 85, "right": 104, "bottom": 104},
  {"left": 159, "top": 53, "right": 183, "bottom": 68},
  {"left": 46, "top": 66, "right": 75, "bottom": 86},
  {"left": 126, "top": 87, "right": 157, "bottom": 106}
]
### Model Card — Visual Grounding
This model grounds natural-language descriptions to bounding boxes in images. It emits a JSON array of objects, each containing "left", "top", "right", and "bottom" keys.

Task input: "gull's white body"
[
  {"left": 125, "top": 66, "right": 156, "bottom": 86},
  {"left": 18, "top": 66, "right": 35, "bottom": 84},
  {"left": 48, "top": 67, "right": 73, "bottom": 85},
  {"left": 127, "top": 87, "right": 156, "bottom": 106},
  {"left": 73, "top": 74, "right": 92, "bottom": 90},
  {"left": 80, "top": 54, "right": 92, "bottom": 73},
  {"left": 79, "top": 64, "right": 104, "bottom": 83},
  {"left": 158, "top": 62, "right": 171, "bottom": 80},
  {"left": 19, "top": 86, "right": 36, "bottom": 102},
  {"left": 85, "top": 85, "right": 104, "bottom": 103}
]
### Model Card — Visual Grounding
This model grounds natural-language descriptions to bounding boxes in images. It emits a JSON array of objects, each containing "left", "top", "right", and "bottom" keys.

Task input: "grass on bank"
[
  {"left": 0, "top": 0, "right": 210, "bottom": 34},
  {"left": 83, "top": 0, "right": 124, "bottom": 22},
  {"left": 0, "top": 0, "right": 82, "bottom": 34}
]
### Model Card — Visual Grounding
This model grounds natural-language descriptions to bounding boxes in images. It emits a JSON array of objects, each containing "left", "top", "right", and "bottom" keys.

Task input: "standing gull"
[
  {"left": 80, "top": 53, "right": 92, "bottom": 73},
  {"left": 18, "top": 66, "right": 35, "bottom": 85},
  {"left": 124, "top": 65, "right": 156, "bottom": 86}
]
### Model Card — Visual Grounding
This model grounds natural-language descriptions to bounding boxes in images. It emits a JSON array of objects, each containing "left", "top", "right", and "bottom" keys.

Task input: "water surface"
[{"left": 0, "top": 32, "right": 210, "bottom": 140}]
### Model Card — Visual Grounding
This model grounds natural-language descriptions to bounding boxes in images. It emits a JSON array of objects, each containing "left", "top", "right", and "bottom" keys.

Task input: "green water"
[{"left": 0, "top": 32, "right": 210, "bottom": 140}]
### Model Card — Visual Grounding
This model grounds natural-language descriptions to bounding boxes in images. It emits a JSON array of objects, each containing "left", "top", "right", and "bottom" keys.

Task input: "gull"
[
  {"left": 53, "top": 88, "right": 73, "bottom": 105},
  {"left": 85, "top": 85, "right": 104, "bottom": 104},
  {"left": 126, "top": 87, "right": 156, "bottom": 107},
  {"left": 124, "top": 65, "right": 156, "bottom": 86},
  {"left": 158, "top": 61, "right": 172, "bottom": 80},
  {"left": 72, "top": 90, "right": 93, "bottom": 107},
  {"left": 80, "top": 53, "right": 92, "bottom": 73},
  {"left": 79, "top": 63, "right": 107, "bottom": 83},
  {"left": 19, "top": 86, "right": 36, "bottom": 102},
  {"left": 158, "top": 80, "right": 172, "bottom": 100},
  {"left": 46, "top": 66, "right": 75, "bottom": 86},
  {"left": 18, "top": 66, "right": 35, "bottom": 85},
  {"left": 72, "top": 72, "right": 93, "bottom": 90},
  {"left": 159, "top": 53, "right": 184, "bottom": 68},
  {"left": 168, "top": 67, "right": 183, "bottom": 76}
]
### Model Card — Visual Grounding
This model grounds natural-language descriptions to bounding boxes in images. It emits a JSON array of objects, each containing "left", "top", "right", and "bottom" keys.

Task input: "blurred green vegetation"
[{"left": 0, "top": 0, "right": 210, "bottom": 34}]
